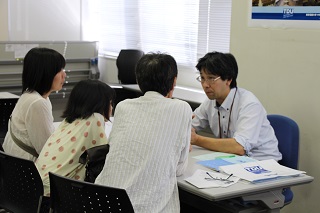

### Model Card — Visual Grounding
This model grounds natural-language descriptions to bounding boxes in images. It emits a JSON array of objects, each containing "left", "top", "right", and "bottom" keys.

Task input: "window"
[{"left": 82, "top": 0, "right": 231, "bottom": 68}]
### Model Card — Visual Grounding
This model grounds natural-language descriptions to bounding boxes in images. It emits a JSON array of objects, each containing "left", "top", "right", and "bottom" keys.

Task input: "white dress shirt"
[
  {"left": 192, "top": 87, "right": 282, "bottom": 161},
  {"left": 95, "top": 91, "right": 192, "bottom": 213}
]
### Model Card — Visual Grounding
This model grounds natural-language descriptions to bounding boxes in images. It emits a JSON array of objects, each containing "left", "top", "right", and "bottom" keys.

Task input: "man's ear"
[
  {"left": 172, "top": 77, "right": 177, "bottom": 90},
  {"left": 166, "top": 77, "right": 177, "bottom": 98}
]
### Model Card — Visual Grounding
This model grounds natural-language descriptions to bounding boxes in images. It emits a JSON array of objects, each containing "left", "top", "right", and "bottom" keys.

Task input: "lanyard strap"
[{"left": 218, "top": 87, "right": 238, "bottom": 138}]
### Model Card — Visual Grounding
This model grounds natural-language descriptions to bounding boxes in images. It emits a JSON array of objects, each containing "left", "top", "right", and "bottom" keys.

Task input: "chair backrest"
[
  {"left": 116, "top": 49, "right": 144, "bottom": 84},
  {"left": 0, "top": 98, "right": 18, "bottom": 143},
  {"left": 267, "top": 114, "right": 299, "bottom": 169},
  {"left": 49, "top": 172, "right": 134, "bottom": 213},
  {"left": 0, "top": 151, "right": 44, "bottom": 213}
]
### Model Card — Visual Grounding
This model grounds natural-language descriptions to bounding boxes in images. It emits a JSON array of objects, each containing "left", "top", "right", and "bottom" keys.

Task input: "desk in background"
[
  {"left": 121, "top": 84, "right": 206, "bottom": 105},
  {"left": 109, "top": 84, "right": 207, "bottom": 111},
  {"left": 178, "top": 146, "right": 314, "bottom": 213}
]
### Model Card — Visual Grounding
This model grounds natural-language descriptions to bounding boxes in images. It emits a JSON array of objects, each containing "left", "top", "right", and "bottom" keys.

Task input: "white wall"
[
  {"left": 231, "top": 1, "right": 319, "bottom": 212},
  {"left": 1, "top": 1, "right": 319, "bottom": 212},
  {"left": 0, "top": 1, "right": 8, "bottom": 40},
  {"left": 3, "top": 0, "right": 80, "bottom": 41}
]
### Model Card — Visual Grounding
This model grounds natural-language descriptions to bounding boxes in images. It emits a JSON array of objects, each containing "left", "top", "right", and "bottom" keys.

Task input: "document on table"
[
  {"left": 185, "top": 169, "right": 240, "bottom": 189},
  {"left": 193, "top": 152, "right": 236, "bottom": 161},
  {"left": 197, "top": 156, "right": 257, "bottom": 171},
  {"left": 219, "top": 159, "right": 306, "bottom": 183}
]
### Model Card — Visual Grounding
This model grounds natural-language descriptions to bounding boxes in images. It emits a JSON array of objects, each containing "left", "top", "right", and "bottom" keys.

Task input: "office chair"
[
  {"left": 49, "top": 172, "right": 134, "bottom": 213},
  {"left": 114, "top": 49, "right": 144, "bottom": 110},
  {"left": 267, "top": 114, "right": 300, "bottom": 206},
  {"left": 0, "top": 98, "right": 18, "bottom": 144},
  {"left": 0, "top": 151, "right": 47, "bottom": 213},
  {"left": 116, "top": 49, "right": 144, "bottom": 84}
]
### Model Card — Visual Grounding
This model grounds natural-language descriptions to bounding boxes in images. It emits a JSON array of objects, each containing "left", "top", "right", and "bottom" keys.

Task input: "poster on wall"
[{"left": 249, "top": 0, "right": 320, "bottom": 28}]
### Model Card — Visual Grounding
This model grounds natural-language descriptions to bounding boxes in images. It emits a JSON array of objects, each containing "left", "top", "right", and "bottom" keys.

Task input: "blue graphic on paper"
[
  {"left": 244, "top": 165, "right": 271, "bottom": 174},
  {"left": 197, "top": 159, "right": 233, "bottom": 171},
  {"left": 252, "top": 6, "right": 320, "bottom": 20}
]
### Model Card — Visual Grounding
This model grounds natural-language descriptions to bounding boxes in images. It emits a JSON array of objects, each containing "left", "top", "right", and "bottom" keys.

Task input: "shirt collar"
[
  {"left": 143, "top": 91, "right": 165, "bottom": 98},
  {"left": 215, "top": 87, "right": 237, "bottom": 110}
]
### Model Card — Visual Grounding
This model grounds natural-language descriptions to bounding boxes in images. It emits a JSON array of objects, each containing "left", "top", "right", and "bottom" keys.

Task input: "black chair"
[
  {"left": 49, "top": 172, "right": 134, "bottom": 213},
  {"left": 0, "top": 98, "right": 18, "bottom": 144},
  {"left": 267, "top": 114, "right": 299, "bottom": 206},
  {"left": 116, "top": 49, "right": 144, "bottom": 84},
  {"left": 114, "top": 49, "right": 144, "bottom": 110},
  {"left": 0, "top": 151, "right": 46, "bottom": 213}
]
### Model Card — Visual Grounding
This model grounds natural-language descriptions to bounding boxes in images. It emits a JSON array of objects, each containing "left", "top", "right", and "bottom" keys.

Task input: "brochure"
[{"left": 219, "top": 159, "right": 306, "bottom": 183}]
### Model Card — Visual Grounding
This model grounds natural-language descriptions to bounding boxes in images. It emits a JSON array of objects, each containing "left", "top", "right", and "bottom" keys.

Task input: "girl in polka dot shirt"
[{"left": 35, "top": 79, "right": 115, "bottom": 196}]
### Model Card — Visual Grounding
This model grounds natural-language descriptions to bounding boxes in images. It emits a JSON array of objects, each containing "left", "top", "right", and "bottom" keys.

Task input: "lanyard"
[{"left": 217, "top": 87, "right": 237, "bottom": 138}]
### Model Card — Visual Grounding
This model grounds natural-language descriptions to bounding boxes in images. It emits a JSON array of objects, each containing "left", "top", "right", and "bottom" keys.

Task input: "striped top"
[{"left": 95, "top": 91, "right": 192, "bottom": 213}]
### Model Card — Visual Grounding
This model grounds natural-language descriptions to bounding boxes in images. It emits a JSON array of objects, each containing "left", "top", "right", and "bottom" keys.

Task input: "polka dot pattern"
[{"left": 35, "top": 113, "right": 108, "bottom": 196}]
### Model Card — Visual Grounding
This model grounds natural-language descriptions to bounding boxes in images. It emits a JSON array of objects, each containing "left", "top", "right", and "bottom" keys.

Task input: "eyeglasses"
[
  {"left": 205, "top": 172, "right": 234, "bottom": 184},
  {"left": 196, "top": 76, "right": 221, "bottom": 84}
]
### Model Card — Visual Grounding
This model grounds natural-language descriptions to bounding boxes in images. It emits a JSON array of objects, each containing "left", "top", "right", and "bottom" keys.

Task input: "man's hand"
[{"left": 191, "top": 127, "right": 199, "bottom": 145}]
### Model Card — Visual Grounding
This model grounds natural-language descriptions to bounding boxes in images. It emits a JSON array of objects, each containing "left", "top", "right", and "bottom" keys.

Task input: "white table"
[
  {"left": 0, "top": 92, "right": 19, "bottom": 99},
  {"left": 0, "top": 92, "right": 20, "bottom": 142},
  {"left": 177, "top": 146, "right": 314, "bottom": 213}
]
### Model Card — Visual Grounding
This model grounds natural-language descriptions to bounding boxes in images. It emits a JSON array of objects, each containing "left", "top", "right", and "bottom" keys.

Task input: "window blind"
[{"left": 82, "top": 0, "right": 231, "bottom": 67}]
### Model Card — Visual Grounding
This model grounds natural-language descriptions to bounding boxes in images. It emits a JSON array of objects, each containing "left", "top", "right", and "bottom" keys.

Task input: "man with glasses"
[{"left": 191, "top": 51, "right": 282, "bottom": 161}]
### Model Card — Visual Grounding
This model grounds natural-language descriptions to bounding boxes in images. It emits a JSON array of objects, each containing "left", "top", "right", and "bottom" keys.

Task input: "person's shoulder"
[
  {"left": 20, "top": 91, "right": 41, "bottom": 100},
  {"left": 171, "top": 98, "right": 188, "bottom": 105},
  {"left": 91, "top": 113, "right": 105, "bottom": 123},
  {"left": 171, "top": 98, "right": 192, "bottom": 111},
  {"left": 237, "top": 87, "right": 263, "bottom": 106},
  {"left": 24, "top": 92, "right": 51, "bottom": 109},
  {"left": 238, "top": 88, "right": 259, "bottom": 100}
]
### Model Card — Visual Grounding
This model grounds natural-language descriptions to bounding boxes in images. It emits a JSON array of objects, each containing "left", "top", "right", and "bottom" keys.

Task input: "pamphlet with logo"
[{"left": 219, "top": 159, "right": 306, "bottom": 183}]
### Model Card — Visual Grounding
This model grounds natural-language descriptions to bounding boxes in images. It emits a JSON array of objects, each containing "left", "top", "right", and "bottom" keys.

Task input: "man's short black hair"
[
  {"left": 196, "top": 51, "right": 238, "bottom": 88},
  {"left": 135, "top": 52, "right": 177, "bottom": 96}
]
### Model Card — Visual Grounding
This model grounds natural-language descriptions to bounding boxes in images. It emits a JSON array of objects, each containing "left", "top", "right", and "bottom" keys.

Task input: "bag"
[{"left": 79, "top": 144, "right": 110, "bottom": 183}]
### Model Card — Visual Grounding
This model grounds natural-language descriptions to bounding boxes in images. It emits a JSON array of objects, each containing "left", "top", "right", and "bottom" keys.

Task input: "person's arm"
[
  {"left": 192, "top": 99, "right": 213, "bottom": 131},
  {"left": 191, "top": 127, "right": 245, "bottom": 155},
  {"left": 26, "top": 98, "right": 55, "bottom": 154}
]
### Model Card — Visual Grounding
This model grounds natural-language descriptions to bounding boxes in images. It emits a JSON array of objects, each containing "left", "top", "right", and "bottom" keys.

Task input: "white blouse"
[{"left": 3, "top": 91, "right": 55, "bottom": 162}]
